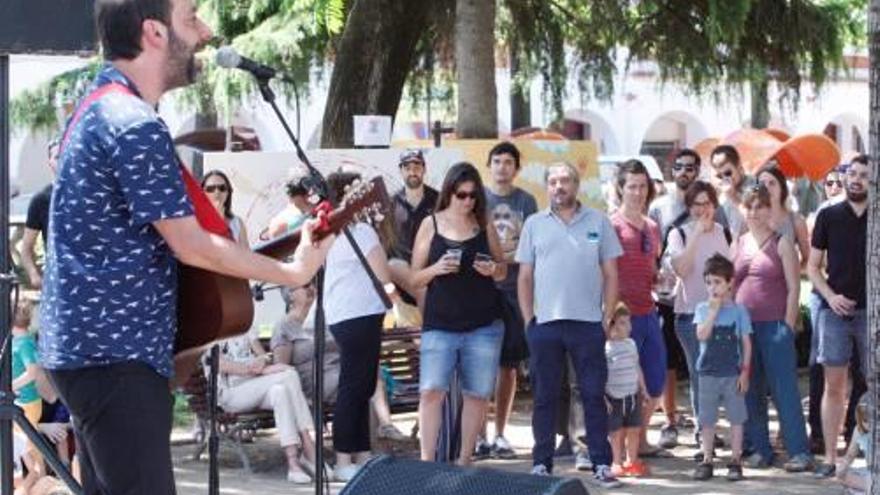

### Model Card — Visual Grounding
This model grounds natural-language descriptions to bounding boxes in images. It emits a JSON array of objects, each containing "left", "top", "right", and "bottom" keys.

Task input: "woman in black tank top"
[{"left": 410, "top": 162, "right": 507, "bottom": 465}]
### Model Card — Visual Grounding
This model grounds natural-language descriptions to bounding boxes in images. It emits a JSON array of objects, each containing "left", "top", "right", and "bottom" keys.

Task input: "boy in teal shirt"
[{"left": 12, "top": 302, "right": 41, "bottom": 423}]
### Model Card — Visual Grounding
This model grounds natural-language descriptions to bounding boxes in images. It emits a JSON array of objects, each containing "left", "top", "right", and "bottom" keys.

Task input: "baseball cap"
[{"left": 399, "top": 149, "right": 425, "bottom": 166}]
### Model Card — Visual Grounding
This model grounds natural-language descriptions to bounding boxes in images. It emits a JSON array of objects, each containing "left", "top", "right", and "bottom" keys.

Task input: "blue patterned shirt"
[{"left": 40, "top": 65, "right": 194, "bottom": 377}]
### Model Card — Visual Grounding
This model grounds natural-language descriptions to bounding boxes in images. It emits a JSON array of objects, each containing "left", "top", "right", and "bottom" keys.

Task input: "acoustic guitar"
[{"left": 173, "top": 176, "right": 389, "bottom": 385}]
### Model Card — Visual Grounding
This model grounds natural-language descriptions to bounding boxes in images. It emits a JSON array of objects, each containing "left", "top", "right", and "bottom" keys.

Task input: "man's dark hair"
[
  {"left": 487, "top": 141, "right": 521, "bottom": 170},
  {"left": 684, "top": 180, "right": 719, "bottom": 209},
  {"left": 675, "top": 148, "right": 701, "bottom": 167},
  {"left": 285, "top": 177, "right": 308, "bottom": 198},
  {"left": 710, "top": 145, "right": 741, "bottom": 168},
  {"left": 703, "top": 253, "right": 734, "bottom": 281},
  {"left": 850, "top": 154, "right": 869, "bottom": 167},
  {"left": 616, "top": 159, "right": 656, "bottom": 206},
  {"left": 96, "top": 0, "right": 172, "bottom": 61}
]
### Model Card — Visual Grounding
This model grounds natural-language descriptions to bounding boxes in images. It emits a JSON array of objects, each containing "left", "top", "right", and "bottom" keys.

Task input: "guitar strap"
[{"left": 59, "top": 81, "right": 231, "bottom": 239}]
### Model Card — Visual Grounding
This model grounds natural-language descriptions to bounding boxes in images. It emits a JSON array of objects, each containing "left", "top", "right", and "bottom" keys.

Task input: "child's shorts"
[
  {"left": 607, "top": 393, "right": 642, "bottom": 432},
  {"left": 697, "top": 375, "right": 747, "bottom": 426}
]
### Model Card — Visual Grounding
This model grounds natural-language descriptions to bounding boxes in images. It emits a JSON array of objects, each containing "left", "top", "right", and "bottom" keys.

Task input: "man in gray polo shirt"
[{"left": 517, "top": 162, "right": 623, "bottom": 488}]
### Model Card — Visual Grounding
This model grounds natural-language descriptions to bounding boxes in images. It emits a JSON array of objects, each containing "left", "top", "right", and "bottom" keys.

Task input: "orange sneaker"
[
  {"left": 623, "top": 460, "right": 650, "bottom": 477},
  {"left": 610, "top": 463, "right": 626, "bottom": 477}
]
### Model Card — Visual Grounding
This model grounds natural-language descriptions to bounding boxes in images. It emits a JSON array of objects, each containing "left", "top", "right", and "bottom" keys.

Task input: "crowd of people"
[
  {"left": 195, "top": 142, "right": 869, "bottom": 490},
  {"left": 12, "top": 135, "right": 872, "bottom": 493}
]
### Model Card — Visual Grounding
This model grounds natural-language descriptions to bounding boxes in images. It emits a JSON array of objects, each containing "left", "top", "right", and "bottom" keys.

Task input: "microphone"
[{"left": 215, "top": 46, "right": 277, "bottom": 80}]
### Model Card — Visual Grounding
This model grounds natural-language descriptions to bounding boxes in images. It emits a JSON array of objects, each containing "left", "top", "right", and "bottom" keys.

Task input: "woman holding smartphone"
[{"left": 410, "top": 162, "right": 507, "bottom": 465}]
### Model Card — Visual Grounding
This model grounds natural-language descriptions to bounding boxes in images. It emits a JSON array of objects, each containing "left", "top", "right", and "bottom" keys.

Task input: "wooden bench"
[{"left": 179, "top": 326, "right": 422, "bottom": 471}]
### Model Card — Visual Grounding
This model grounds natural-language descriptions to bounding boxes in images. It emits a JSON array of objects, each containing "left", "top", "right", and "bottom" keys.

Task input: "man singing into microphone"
[{"left": 39, "top": 1, "right": 333, "bottom": 493}]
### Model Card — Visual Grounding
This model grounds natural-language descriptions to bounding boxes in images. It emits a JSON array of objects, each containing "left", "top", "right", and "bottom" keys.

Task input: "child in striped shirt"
[{"left": 605, "top": 302, "right": 649, "bottom": 477}]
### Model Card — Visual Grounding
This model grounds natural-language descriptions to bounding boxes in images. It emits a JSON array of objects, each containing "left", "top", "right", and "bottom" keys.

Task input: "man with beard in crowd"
[
  {"left": 807, "top": 154, "right": 869, "bottom": 478},
  {"left": 517, "top": 162, "right": 622, "bottom": 488},
  {"left": 39, "top": 1, "right": 333, "bottom": 492},
  {"left": 709, "top": 145, "right": 748, "bottom": 240},
  {"left": 389, "top": 149, "right": 439, "bottom": 308}
]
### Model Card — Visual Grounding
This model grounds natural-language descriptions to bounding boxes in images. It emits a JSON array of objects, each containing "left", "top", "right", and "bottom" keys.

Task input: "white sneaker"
[
  {"left": 575, "top": 450, "right": 592, "bottom": 471},
  {"left": 492, "top": 436, "right": 516, "bottom": 459},
  {"left": 301, "top": 458, "right": 334, "bottom": 481},
  {"left": 531, "top": 464, "right": 550, "bottom": 476},
  {"left": 334, "top": 464, "right": 361, "bottom": 483},
  {"left": 287, "top": 470, "right": 312, "bottom": 484}
]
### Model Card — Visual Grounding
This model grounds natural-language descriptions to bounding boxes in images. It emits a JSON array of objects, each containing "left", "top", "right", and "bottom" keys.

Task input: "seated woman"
[
  {"left": 203, "top": 169, "right": 323, "bottom": 484},
  {"left": 271, "top": 284, "right": 341, "bottom": 404},
  {"left": 216, "top": 331, "right": 322, "bottom": 484}
]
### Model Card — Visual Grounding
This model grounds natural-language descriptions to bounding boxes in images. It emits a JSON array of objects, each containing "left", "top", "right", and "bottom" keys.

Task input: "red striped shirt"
[{"left": 611, "top": 211, "right": 660, "bottom": 316}]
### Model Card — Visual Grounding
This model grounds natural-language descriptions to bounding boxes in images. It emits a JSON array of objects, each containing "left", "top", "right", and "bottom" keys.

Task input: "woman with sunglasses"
[
  {"left": 201, "top": 170, "right": 323, "bottom": 484},
  {"left": 202, "top": 170, "right": 249, "bottom": 248},
  {"left": 807, "top": 165, "right": 847, "bottom": 232},
  {"left": 411, "top": 162, "right": 507, "bottom": 465},
  {"left": 732, "top": 185, "right": 811, "bottom": 471},
  {"left": 754, "top": 166, "right": 810, "bottom": 265},
  {"left": 610, "top": 160, "right": 664, "bottom": 472}
]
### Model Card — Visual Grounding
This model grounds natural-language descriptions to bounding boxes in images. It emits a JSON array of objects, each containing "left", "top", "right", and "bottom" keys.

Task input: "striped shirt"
[
  {"left": 611, "top": 212, "right": 660, "bottom": 316},
  {"left": 605, "top": 338, "right": 640, "bottom": 398}
]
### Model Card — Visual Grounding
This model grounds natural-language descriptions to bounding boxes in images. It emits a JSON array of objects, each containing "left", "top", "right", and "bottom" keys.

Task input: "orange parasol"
[{"left": 719, "top": 129, "right": 840, "bottom": 181}]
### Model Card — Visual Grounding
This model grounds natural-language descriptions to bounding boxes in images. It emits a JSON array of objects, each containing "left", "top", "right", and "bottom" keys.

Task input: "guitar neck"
[
  {"left": 254, "top": 229, "right": 303, "bottom": 260},
  {"left": 251, "top": 176, "right": 389, "bottom": 260}
]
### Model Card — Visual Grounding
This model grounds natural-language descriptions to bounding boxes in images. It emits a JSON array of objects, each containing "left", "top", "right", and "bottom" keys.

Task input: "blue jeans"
[
  {"left": 674, "top": 313, "right": 700, "bottom": 427},
  {"left": 745, "top": 321, "right": 810, "bottom": 461},
  {"left": 527, "top": 320, "right": 611, "bottom": 471},
  {"left": 420, "top": 320, "right": 504, "bottom": 399}
]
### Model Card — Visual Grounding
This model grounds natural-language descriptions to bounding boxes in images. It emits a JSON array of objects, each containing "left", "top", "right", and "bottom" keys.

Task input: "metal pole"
[{"left": 0, "top": 53, "right": 14, "bottom": 495}]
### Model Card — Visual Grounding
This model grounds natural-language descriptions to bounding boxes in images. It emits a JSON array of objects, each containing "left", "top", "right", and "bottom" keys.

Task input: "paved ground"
[{"left": 171, "top": 397, "right": 859, "bottom": 495}]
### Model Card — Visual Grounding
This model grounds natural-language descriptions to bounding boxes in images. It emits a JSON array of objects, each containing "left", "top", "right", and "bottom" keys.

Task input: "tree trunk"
[
  {"left": 320, "top": 0, "right": 430, "bottom": 148},
  {"left": 455, "top": 0, "right": 498, "bottom": 138},
  {"left": 868, "top": 2, "right": 880, "bottom": 491},
  {"left": 750, "top": 69, "right": 770, "bottom": 129},
  {"left": 509, "top": 38, "right": 530, "bottom": 132}
]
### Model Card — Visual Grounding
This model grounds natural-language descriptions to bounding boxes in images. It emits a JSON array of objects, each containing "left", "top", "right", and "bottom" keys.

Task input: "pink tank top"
[{"left": 734, "top": 234, "right": 787, "bottom": 322}]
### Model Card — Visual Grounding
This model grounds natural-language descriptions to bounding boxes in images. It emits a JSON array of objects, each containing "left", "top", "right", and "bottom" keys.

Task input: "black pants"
[
  {"left": 48, "top": 362, "right": 175, "bottom": 495},
  {"left": 329, "top": 313, "right": 383, "bottom": 453}
]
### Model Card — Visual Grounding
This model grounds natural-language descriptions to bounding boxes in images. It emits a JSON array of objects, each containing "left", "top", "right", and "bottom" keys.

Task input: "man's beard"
[
  {"left": 847, "top": 188, "right": 867, "bottom": 204},
  {"left": 405, "top": 175, "right": 423, "bottom": 189},
  {"left": 164, "top": 28, "right": 198, "bottom": 90},
  {"left": 551, "top": 192, "right": 576, "bottom": 209},
  {"left": 674, "top": 175, "right": 693, "bottom": 191}
]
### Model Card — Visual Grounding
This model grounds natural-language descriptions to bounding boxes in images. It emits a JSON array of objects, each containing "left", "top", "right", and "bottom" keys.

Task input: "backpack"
[{"left": 660, "top": 210, "right": 732, "bottom": 262}]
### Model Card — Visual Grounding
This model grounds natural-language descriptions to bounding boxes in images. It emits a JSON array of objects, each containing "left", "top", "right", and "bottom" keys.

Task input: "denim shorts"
[
  {"left": 697, "top": 375, "right": 747, "bottom": 426},
  {"left": 817, "top": 308, "right": 867, "bottom": 372},
  {"left": 419, "top": 320, "right": 504, "bottom": 399}
]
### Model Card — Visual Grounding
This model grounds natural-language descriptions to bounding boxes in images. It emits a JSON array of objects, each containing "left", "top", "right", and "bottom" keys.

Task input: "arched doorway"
[{"left": 639, "top": 111, "right": 709, "bottom": 177}]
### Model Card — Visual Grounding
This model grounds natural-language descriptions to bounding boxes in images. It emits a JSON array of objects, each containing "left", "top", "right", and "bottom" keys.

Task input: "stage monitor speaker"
[
  {"left": 340, "top": 455, "right": 589, "bottom": 495},
  {"left": 0, "top": 0, "right": 97, "bottom": 55}
]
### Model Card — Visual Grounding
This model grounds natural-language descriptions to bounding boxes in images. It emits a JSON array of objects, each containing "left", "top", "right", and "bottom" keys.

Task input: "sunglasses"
[
  {"left": 204, "top": 184, "right": 228, "bottom": 193},
  {"left": 715, "top": 169, "right": 734, "bottom": 180},
  {"left": 454, "top": 190, "right": 478, "bottom": 200},
  {"left": 824, "top": 179, "right": 842, "bottom": 188},
  {"left": 672, "top": 162, "right": 697, "bottom": 174}
]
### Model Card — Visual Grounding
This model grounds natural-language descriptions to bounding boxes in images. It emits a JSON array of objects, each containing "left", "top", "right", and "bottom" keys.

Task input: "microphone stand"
[{"left": 253, "top": 76, "right": 391, "bottom": 495}]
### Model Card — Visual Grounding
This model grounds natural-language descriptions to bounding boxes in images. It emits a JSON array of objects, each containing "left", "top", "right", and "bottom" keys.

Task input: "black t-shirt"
[
  {"left": 25, "top": 184, "right": 53, "bottom": 244},
  {"left": 811, "top": 201, "right": 866, "bottom": 308},
  {"left": 390, "top": 186, "right": 439, "bottom": 262}
]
